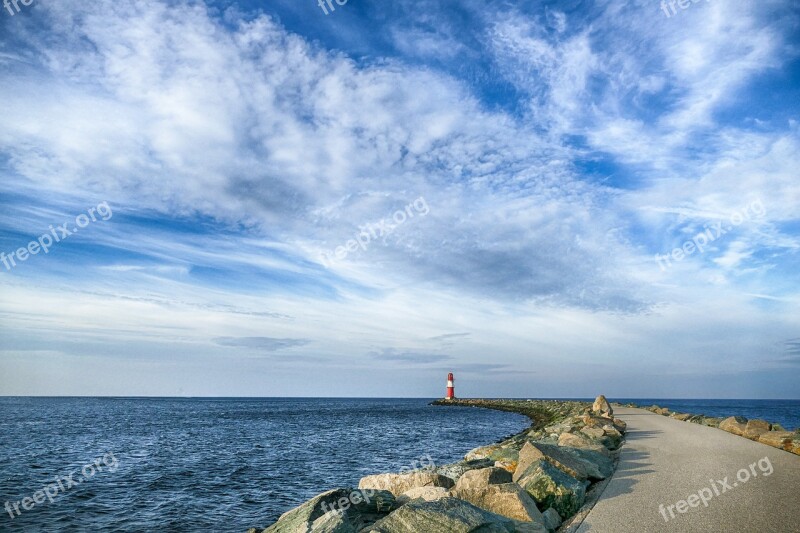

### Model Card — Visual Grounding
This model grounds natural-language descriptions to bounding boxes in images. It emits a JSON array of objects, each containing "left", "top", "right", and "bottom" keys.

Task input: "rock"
[
  {"left": 514, "top": 442, "right": 592, "bottom": 482},
  {"left": 453, "top": 467, "right": 512, "bottom": 491},
  {"left": 600, "top": 425, "right": 624, "bottom": 449},
  {"left": 671, "top": 413, "right": 692, "bottom": 421},
  {"left": 757, "top": 431, "right": 795, "bottom": 451},
  {"left": 580, "top": 415, "right": 610, "bottom": 428},
  {"left": 592, "top": 395, "right": 613, "bottom": 417},
  {"left": 435, "top": 459, "right": 495, "bottom": 482},
  {"left": 558, "top": 447, "right": 615, "bottom": 480},
  {"left": 308, "top": 510, "right": 357, "bottom": 532},
  {"left": 465, "top": 444, "right": 521, "bottom": 464},
  {"left": 450, "top": 483, "right": 546, "bottom": 523},
  {"left": 558, "top": 432, "right": 611, "bottom": 456},
  {"left": 395, "top": 486, "right": 449, "bottom": 506},
  {"left": 702, "top": 417, "right": 722, "bottom": 427},
  {"left": 495, "top": 459, "right": 518, "bottom": 473},
  {"left": 580, "top": 427, "right": 605, "bottom": 439},
  {"left": 543, "top": 422, "right": 574, "bottom": 435},
  {"left": 516, "top": 459, "right": 588, "bottom": 519},
  {"left": 719, "top": 416, "right": 748, "bottom": 436},
  {"left": 743, "top": 419, "right": 771, "bottom": 440},
  {"left": 369, "top": 497, "right": 547, "bottom": 533},
  {"left": 358, "top": 471, "right": 454, "bottom": 497},
  {"left": 772, "top": 423, "right": 786, "bottom": 432},
  {"left": 612, "top": 418, "right": 627, "bottom": 432},
  {"left": 264, "top": 488, "right": 395, "bottom": 533},
  {"left": 542, "top": 508, "right": 562, "bottom": 532}
]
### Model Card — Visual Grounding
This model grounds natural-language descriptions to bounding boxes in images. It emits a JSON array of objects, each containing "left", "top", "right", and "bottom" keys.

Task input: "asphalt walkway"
[{"left": 575, "top": 407, "right": 800, "bottom": 533}]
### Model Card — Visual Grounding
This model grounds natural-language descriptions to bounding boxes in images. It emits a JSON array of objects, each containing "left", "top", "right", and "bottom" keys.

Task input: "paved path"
[{"left": 576, "top": 407, "right": 800, "bottom": 533}]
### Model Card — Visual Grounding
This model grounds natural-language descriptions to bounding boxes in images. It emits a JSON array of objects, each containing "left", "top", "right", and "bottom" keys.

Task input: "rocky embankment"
[
  {"left": 628, "top": 403, "right": 800, "bottom": 456},
  {"left": 254, "top": 395, "right": 626, "bottom": 533}
]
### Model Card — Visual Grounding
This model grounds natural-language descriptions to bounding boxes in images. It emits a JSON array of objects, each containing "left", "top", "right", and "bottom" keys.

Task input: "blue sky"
[{"left": 0, "top": 0, "right": 798, "bottom": 397}]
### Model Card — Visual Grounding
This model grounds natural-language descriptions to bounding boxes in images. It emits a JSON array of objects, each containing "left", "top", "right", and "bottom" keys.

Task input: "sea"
[{"left": 0, "top": 397, "right": 796, "bottom": 532}]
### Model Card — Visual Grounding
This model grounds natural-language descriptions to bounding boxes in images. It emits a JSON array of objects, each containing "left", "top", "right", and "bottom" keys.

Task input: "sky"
[{"left": 0, "top": 0, "right": 798, "bottom": 398}]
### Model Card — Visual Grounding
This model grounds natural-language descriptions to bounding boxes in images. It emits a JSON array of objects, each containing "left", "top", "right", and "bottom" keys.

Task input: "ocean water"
[
  {"left": 617, "top": 398, "right": 800, "bottom": 431},
  {"left": 0, "top": 398, "right": 530, "bottom": 532}
]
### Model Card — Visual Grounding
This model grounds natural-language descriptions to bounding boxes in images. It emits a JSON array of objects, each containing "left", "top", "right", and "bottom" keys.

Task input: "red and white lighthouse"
[{"left": 446, "top": 372, "right": 455, "bottom": 399}]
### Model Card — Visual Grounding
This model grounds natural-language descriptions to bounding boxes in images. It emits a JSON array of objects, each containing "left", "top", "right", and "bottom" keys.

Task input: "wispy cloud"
[
  {"left": 370, "top": 349, "right": 453, "bottom": 364},
  {"left": 0, "top": 0, "right": 798, "bottom": 397},
  {"left": 214, "top": 337, "right": 311, "bottom": 351}
]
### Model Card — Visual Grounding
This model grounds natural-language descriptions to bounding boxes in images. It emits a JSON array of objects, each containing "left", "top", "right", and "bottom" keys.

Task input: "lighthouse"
[{"left": 446, "top": 372, "right": 455, "bottom": 400}]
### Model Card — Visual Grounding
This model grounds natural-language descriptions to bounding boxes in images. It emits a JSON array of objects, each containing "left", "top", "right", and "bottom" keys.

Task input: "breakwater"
[{"left": 257, "top": 395, "right": 627, "bottom": 532}]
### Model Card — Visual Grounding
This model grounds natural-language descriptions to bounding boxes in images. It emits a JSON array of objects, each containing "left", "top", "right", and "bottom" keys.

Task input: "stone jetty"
[{"left": 254, "top": 395, "right": 626, "bottom": 533}]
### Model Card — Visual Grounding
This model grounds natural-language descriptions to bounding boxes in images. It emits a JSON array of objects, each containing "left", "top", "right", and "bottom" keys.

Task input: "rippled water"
[{"left": 0, "top": 398, "right": 530, "bottom": 532}]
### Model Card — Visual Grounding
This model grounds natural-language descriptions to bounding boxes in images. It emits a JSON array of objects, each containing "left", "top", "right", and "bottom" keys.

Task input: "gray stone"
[
  {"left": 516, "top": 459, "right": 588, "bottom": 519},
  {"left": 358, "top": 471, "right": 454, "bottom": 497},
  {"left": 395, "top": 486, "right": 449, "bottom": 506},
  {"left": 450, "top": 483, "right": 546, "bottom": 523},
  {"left": 453, "top": 467, "right": 512, "bottom": 491},
  {"left": 514, "top": 442, "right": 592, "bottom": 482},
  {"left": 436, "top": 459, "right": 495, "bottom": 482},
  {"left": 558, "top": 432, "right": 611, "bottom": 455},
  {"left": 369, "top": 497, "right": 547, "bottom": 533},
  {"left": 557, "top": 447, "right": 614, "bottom": 480},
  {"left": 542, "top": 508, "right": 562, "bottom": 532},
  {"left": 264, "top": 488, "right": 394, "bottom": 533}
]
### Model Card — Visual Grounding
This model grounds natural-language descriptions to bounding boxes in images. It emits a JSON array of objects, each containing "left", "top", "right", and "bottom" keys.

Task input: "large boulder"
[
  {"left": 369, "top": 497, "right": 547, "bottom": 533},
  {"left": 558, "top": 432, "right": 611, "bottom": 455},
  {"left": 465, "top": 443, "right": 521, "bottom": 464},
  {"left": 516, "top": 459, "right": 588, "bottom": 518},
  {"left": 450, "top": 483, "right": 546, "bottom": 523},
  {"left": 395, "top": 486, "right": 449, "bottom": 506},
  {"left": 358, "top": 471, "right": 454, "bottom": 497},
  {"left": 592, "top": 395, "right": 613, "bottom": 417},
  {"left": 580, "top": 427, "right": 605, "bottom": 439},
  {"left": 600, "top": 425, "right": 624, "bottom": 449},
  {"left": 264, "top": 488, "right": 395, "bottom": 533},
  {"left": 558, "top": 447, "right": 614, "bottom": 480},
  {"left": 514, "top": 442, "right": 592, "bottom": 482},
  {"left": 306, "top": 511, "right": 356, "bottom": 533},
  {"left": 453, "top": 467, "right": 512, "bottom": 491},
  {"left": 743, "top": 419, "right": 771, "bottom": 440},
  {"left": 719, "top": 416, "right": 748, "bottom": 436},
  {"left": 757, "top": 431, "right": 795, "bottom": 451},
  {"left": 436, "top": 459, "right": 495, "bottom": 482}
]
